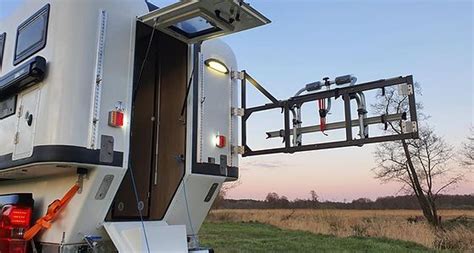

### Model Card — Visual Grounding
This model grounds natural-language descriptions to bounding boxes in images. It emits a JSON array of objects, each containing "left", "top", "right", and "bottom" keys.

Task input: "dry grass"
[{"left": 207, "top": 209, "right": 474, "bottom": 251}]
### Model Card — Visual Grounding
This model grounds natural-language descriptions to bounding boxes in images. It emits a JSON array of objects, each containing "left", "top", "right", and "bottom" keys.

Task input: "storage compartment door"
[
  {"left": 13, "top": 88, "right": 40, "bottom": 160},
  {"left": 138, "top": 0, "right": 270, "bottom": 44}
]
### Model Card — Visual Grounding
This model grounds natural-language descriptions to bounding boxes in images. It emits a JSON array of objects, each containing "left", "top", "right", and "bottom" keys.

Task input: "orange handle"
[{"left": 24, "top": 183, "right": 80, "bottom": 241}]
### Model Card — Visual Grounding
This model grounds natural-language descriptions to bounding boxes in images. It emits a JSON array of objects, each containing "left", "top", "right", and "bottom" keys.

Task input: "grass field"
[
  {"left": 205, "top": 209, "right": 474, "bottom": 251},
  {"left": 199, "top": 221, "right": 433, "bottom": 252}
]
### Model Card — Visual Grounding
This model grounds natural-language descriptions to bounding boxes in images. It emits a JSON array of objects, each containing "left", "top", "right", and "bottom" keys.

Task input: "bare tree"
[
  {"left": 372, "top": 85, "right": 464, "bottom": 227},
  {"left": 211, "top": 180, "right": 241, "bottom": 209},
  {"left": 309, "top": 190, "right": 319, "bottom": 202},
  {"left": 265, "top": 192, "right": 290, "bottom": 208},
  {"left": 309, "top": 190, "right": 319, "bottom": 208},
  {"left": 460, "top": 127, "right": 474, "bottom": 167},
  {"left": 265, "top": 192, "right": 280, "bottom": 203}
]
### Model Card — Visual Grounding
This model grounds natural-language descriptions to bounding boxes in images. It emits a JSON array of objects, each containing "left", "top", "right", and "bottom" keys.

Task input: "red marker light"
[
  {"left": 0, "top": 205, "right": 32, "bottom": 253},
  {"left": 7, "top": 207, "right": 31, "bottom": 227},
  {"left": 215, "top": 135, "right": 226, "bottom": 148},
  {"left": 108, "top": 111, "right": 124, "bottom": 128}
]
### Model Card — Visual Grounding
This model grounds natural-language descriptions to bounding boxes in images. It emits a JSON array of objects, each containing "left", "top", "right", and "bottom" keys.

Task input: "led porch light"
[{"left": 205, "top": 58, "right": 229, "bottom": 74}]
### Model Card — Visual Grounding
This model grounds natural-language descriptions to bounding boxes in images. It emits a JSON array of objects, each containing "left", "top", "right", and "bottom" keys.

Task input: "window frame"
[
  {"left": 0, "top": 33, "right": 5, "bottom": 71},
  {"left": 13, "top": 4, "right": 50, "bottom": 66}
]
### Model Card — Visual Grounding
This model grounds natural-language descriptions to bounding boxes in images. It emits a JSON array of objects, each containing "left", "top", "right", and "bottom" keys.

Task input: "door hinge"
[
  {"left": 231, "top": 71, "right": 245, "bottom": 80},
  {"left": 17, "top": 105, "right": 23, "bottom": 118},
  {"left": 14, "top": 132, "right": 19, "bottom": 144},
  {"left": 231, "top": 107, "right": 245, "bottom": 117},
  {"left": 232, "top": 145, "right": 245, "bottom": 155}
]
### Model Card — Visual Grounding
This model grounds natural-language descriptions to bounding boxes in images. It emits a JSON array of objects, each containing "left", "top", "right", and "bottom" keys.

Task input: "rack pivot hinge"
[
  {"left": 398, "top": 83, "right": 414, "bottom": 96},
  {"left": 231, "top": 71, "right": 245, "bottom": 80},
  {"left": 231, "top": 107, "right": 245, "bottom": 117},
  {"left": 232, "top": 145, "right": 245, "bottom": 155},
  {"left": 402, "top": 121, "right": 418, "bottom": 133}
]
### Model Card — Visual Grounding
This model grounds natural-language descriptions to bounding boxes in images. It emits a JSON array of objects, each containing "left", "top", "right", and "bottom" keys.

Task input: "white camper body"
[{"left": 0, "top": 0, "right": 270, "bottom": 251}]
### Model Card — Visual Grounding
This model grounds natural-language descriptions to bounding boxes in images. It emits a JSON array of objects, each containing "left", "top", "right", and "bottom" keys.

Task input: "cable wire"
[
  {"left": 127, "top": 18, "right": 159, "bottom": 253},
  {"left": 133, "top": 19, "right": 158, "bottom": 103},
  {"left": 180, "top": 69, "right": 194, "bottom": 117},
  {"left": 128, "top": 161, "right": 150, "bottom": 253},
  {"left": 182, "top": 178, "right": 196, "bottom": 236},
  {"left": 175, "top": 156, "right": 196, "bottom": 241}
]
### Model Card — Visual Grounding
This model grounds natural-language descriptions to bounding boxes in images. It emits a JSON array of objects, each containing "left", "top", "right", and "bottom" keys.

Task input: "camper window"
[
  {"left": 14, "top": 4, "right": 50, "bottom": 65},
  {"left": 169, "top": 16, "right": 221, "bottom": 39},
  {"left": 0, "top": 33, "right": 5, "bottom": 70}
]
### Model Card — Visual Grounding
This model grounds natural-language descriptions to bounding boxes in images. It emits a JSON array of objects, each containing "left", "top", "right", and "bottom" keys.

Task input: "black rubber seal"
[
  {"left": 192, "top": 162, "right": 238, "bottom": 178},
  {"left": 0, "top": 145, "right": 124, "bottom": 171}
]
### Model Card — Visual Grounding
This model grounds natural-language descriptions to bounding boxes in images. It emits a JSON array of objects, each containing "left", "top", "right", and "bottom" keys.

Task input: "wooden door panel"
[
  {"left": 110, "top": 24, "right": 157, "bottom": 219},
  {"left": 149, "top": 33, "right": 187, "bottom": 219}
]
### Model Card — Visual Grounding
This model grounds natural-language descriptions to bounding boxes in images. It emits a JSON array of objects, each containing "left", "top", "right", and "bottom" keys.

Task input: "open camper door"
[
  {"left": 194, "top": 40, "right": 240, "bottom": 177},
  {"left": 138, "top": 0, "right": 270, "bottom": 44},
  {"left": 135, "top": 0, "right": 270, "bottom": 178}
]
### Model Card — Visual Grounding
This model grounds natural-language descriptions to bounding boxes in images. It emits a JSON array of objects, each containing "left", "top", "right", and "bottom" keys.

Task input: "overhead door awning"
[{"left": 138, "top": 0, "right": 271, "bottom": 44}]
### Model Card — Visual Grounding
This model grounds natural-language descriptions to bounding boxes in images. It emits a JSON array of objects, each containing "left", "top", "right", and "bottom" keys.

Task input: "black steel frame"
[{"left": 241, "top": 73, "right": 418, "bottom": 157}]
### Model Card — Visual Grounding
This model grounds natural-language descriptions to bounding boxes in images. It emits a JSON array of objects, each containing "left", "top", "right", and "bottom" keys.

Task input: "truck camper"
[{"left": 0, "top": 0, "right": 419, "bottom": 252}]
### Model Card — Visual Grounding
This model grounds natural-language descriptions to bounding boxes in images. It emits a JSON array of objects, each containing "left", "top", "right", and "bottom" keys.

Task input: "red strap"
[
  {"left": 24, "top": 183, "right": 80, "bottom": 241},
  {"left": 318, "top": 99, "right": 327, "bottom": 134}
]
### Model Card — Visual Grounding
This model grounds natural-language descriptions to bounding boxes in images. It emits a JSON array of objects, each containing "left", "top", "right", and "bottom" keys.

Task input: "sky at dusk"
[
  {"left": 219, "top": 0, "right": 473, "bottom": 201},
  {"left": 210, "top": 0, "right": 473, "bottom": 201},
  {"left": 218, "top": 0, "right": 474, "bottom": 201},
  {"left": 1, "top": 0, "right": 472, "bottom": 201}
]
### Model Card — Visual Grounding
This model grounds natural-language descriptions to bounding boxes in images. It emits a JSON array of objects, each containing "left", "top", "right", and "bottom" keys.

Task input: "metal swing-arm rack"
[{"left": 236, "top": 72, "right": 419, "bottom": 157}]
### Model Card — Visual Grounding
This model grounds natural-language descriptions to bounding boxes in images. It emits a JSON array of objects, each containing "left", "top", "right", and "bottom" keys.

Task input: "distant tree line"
[{"left": 214, "top": 193, "right": 474, "bottom": 210}]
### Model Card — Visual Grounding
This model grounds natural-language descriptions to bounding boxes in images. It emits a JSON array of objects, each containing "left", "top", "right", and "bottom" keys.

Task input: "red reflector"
[
  {"left": 108, "top": 111, "right": 124, "bottom": 127},
  {"left": 216, "top": 135, "right": 226, "bottom": 148},
  {"left": 0, "top": 238, "right": 27, "bottom": 253},
  {"left": 0, "top": 205, "right": 31, "bottom": 252}
]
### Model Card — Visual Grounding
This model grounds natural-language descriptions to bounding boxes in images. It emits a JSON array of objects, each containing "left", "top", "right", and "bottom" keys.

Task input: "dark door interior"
[{"left": 108, "top": 22, "right": 187, "bottom": 220}]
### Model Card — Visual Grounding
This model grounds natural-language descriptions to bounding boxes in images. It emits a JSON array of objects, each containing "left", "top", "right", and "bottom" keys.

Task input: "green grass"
[{"left": 199, "top": 221, "right": 435, "bottom": 253}]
